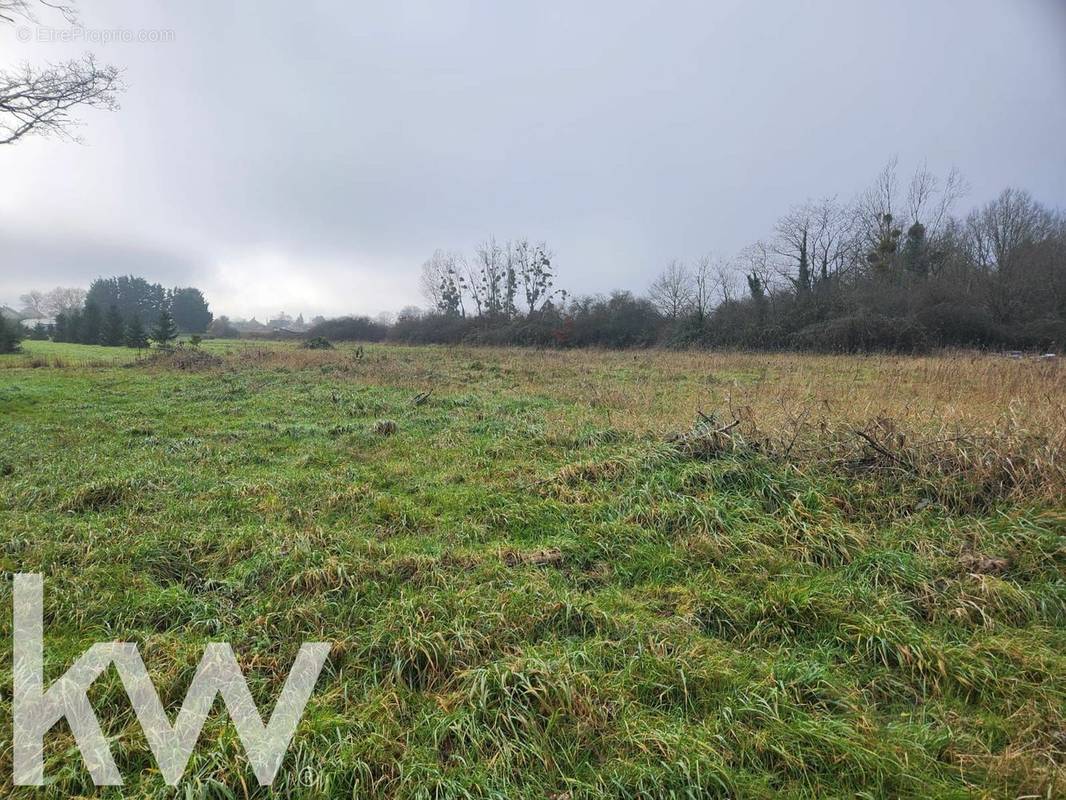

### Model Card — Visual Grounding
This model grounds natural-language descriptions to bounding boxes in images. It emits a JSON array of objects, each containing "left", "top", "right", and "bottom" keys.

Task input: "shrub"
[
  {"left": 791, "top": 314, "right": 929, "bottom": 353},
  {"left": 305, "top": 316, "right": 387, "bottom": 342},
  {"left": 207, "top": 316, "right": 240, "bottom": 338},
  {"left": 915, "top": 302, "right": 1001, "bottom": 347},
  {"left": 1012, "top": 318, "right": 1066, "bottom": 352}
]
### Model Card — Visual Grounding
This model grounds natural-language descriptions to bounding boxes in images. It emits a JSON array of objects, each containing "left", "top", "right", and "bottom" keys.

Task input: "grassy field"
[{"left": 0, "top": 341, "right": 1063, "bottom": 798}]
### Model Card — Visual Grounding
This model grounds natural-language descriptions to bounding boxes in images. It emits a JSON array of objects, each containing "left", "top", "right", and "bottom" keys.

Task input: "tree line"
[
  {"left": 4, "top": 163, "right": 1063, "bottom": 356},
  {"left": 347, "top": 162, "right": 1064, "bottom": 353},
  {"left": 3, "top": 276, "right": 211, "bottom": 353}
]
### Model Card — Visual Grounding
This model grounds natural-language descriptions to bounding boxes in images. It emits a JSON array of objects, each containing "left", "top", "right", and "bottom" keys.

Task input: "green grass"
[
  {"left": 0, "top": 343, "right": 1063, "bottom": 798},
  {"left": 8, "top": 338, "right": 288, "bottom": 367}
]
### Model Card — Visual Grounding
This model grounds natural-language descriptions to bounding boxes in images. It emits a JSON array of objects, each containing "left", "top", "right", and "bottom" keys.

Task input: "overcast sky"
[{"left": 3, "top": 0, "right": 1065, "bottom": 320}]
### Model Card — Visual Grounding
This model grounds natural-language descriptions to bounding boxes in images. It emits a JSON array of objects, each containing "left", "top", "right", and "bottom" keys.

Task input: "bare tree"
[
  {"left": 511, "top": 238, "right": 558, "bottom": 314},
  {"left": 1, "top": 1, "right": 123, "bottom": 145},
  {"left": 0, "top": 1, "right": 77, "bottom": 25},
  {"left": 966, "top": 188, "right": 1058, "bottom": 274},
  {"left": 773, "top": 203, "right": 818, "bottom": 292},
  {"left": 905, "top": 163, "right": 966, "bottom": 237},
  {"left": 648, "top": 260, "right": 692, "bottom": 319},
  {"left": 690, "top": 254, "right": 736, "bottom": 319},
  {"left": 858, "top": 156, "right": 899, "bottom": 241},
  {"left": 690, "top": 256, "right": 713, "bottom": 320},
  {"left": 420, "top": 249, "right": 466, "bottom": 317},
  {"left": 419, "top": 249, "right": 453, "bottom": 307},
  {"left": 18, "top": 288, "right": 47, "bottom": 316},
  {"left": 44, "top": 286, "right": 86, "bottom": 315},
  {"left": 471, "top": 237, "right": 507, "bottom": 317},
  {"left": 963, "top": 188, "right": 1062, "bottom": 324},
  {"left": 738, "top": 242, "right": 776, "bottom": 299},
  {"left": 809, "top": 196, "right": 860, "bottom": 283},
  {"left": 713, "top": 258, "right": 739, "bottom": 305}
]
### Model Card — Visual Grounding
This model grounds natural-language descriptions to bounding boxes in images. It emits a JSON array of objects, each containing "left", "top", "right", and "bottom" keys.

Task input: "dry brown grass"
[{"left": 217, "top": 344, "right": 1066, "bottom": 503}]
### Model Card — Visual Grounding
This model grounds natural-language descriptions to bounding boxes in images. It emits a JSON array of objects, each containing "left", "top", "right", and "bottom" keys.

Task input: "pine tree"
[
  {"left": 125, "top": 315, "right": 149, "bottom": 349},
  {"left": 102, "top": 305, "right": 125, "bottom": 346},
  {"left": 169, "top": 287, "right": 213, "bottom": 332},
  {"left": 65, "top": 309, "right": 84, "bottom": 344},
  {"left": 150, "top": 308, "right": 178, "bottom": 348},
  {"left": 0, "top": 314, "right": 23, "bottom": 354},
  {"left": 53, "top": 312, "right": 70, "bottom": 342},
  {"left": 79, "top": 303, "right": 102, "bottom": 345}
]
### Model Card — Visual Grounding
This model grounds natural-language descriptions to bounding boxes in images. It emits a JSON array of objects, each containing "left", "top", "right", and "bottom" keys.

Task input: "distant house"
[
  {"left": 270, "top": 328, "right": 304, "bottom": 339},
  {"left": 19, "top": 316, "right": 56, "bottom": 328},
  {"left": 232, "top": 317, "right": 271, "bottom": 334}
]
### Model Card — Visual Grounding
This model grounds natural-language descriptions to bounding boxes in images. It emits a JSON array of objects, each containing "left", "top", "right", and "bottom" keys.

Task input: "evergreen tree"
[
  {"left": 125, "top": 315, "right": 149, "bottom": 349},
  {"left": 900, "top": 222, "right": 930, "bottom": 278},
  {"left": 150, "top": 308, "right": 178, "bottom": 348},
  {"left": 0, "top": 314, "right": 23, "bottom": 354},
  {"left": 80, "top": 302, "right": 102, "bottom": 345},
  {"left": 53, "top": 312, "right": 70, "bottom": 342},
  {"left": 170, "top": 287, "right": 213, "bottom": 332},
  {"left": 87, "top": 275, "right": 168, "bottom": 325},
  {"left": 64, "top": 309, "right": 84, "bottom": 343},
  {"left": 102, "top": 304, "right": 125, "bottom": 346}
]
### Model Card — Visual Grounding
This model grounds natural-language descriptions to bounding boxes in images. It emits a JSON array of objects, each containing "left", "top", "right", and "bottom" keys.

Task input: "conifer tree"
[
  {"left": 80, "top": 302, "right": 102, "bottom": 344},
  {"left": 125, "top": 314, "right": 149, "bottom": 349},
  {"left": 0, "top": 315, "right": 23, "bottom": 354},
  {"left": 102, "top": 304, "right": 125, "bottom": 346},
  {"left": 150, "top": 308, "right": 178, "bottom": 348}
]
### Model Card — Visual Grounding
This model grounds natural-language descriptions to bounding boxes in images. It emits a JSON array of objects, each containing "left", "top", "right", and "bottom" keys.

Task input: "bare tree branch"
[
  {"left": 1, "top": 1, "right": 122, "bottom": 144},
  {"left": 0, "top": 1, "right": 78, "bottom": 24},
  {"left": 0, "top": 56, "right": 123, "bottom": 144}
]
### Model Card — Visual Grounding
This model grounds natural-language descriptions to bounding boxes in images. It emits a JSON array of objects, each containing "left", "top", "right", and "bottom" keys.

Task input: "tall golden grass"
[{"left": 216, "top": 344, "right": 1066, "bottom": 503}]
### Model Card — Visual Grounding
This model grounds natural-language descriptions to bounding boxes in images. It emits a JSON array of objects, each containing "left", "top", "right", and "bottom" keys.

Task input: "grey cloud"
[
  {"left": 0, "top": 226, "right": 209, "bottom": 299},
  {"left": 2, "top": 0, "right": 1064, "bottom": 318}
]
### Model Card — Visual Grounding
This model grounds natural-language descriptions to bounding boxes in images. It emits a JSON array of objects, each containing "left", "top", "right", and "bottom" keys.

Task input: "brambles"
[{"left": 135, "top": 346, "right": 223, "bottom": 370}]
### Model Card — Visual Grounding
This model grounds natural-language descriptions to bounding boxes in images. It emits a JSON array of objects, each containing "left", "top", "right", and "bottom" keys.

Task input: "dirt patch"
[{"left": 502, "top": 547, "right": 564, "bottom": 567}]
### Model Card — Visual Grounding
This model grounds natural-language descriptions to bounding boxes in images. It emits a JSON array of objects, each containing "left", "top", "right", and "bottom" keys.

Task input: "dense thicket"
[{"left": 305, "top": 315, "right": 388, "bottom": 342}]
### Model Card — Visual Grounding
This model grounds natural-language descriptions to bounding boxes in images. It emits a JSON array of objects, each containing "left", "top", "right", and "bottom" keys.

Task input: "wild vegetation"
[
  {"left": 374, "top": 163, "right": 1065, "bottom": 353},
  {"left": 0, "top": 340, "right": 1062, "bottom": 798}
]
